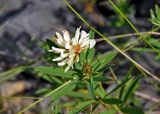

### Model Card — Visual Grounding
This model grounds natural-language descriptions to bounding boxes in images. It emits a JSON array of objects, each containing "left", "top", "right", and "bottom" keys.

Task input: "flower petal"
[
  {"left": 51, "top": 46, "right": 65, "bottom": 53},
  {"left": 81, "top": 39, "right": 90, "bottom": 48},
  {"left": 52, "top": 57, "right": 63, "bottom": 61},
  {"left": 89, "top": 39, "right": 96, "bottom": 48},
  {"left": 64, "top": 65, "right": 70, "bottom": 72},
  {"left": 56, "top": 32, "right": 64, "bottom": 46},
  {"left": 79, "top": 30, "right": 88, "bottom": 44},
  {"left": 72, "top": 27, "right": 81, "bottom": 45},
  {"left": 64, "top": 61, "right": 73, "bottom": 72},
  {"left": 63, "top": 30, "right": 70, "bottom": 43},
  {"left": 65, "top": 43, "right": 72, "bottom": 49},
  {"left": 58, "top": 60, "right": 66, "bottom": 66},
  {"left": 60, "top": 52, "right": 69, "bottom": 58},
  {"left": 75, "top": 54, "right": 80, "bottom": 62}
]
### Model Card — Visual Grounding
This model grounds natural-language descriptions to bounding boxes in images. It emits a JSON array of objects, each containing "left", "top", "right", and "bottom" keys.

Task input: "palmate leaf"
[
  {"left": 92, "top": 51, "right": 117, "bottom": 72},
  {"left": 79, "top": 48, "right": 95, "bottom": 66},
  {"left": 34, "top": 66, "right": 75, "bottom": 78}
]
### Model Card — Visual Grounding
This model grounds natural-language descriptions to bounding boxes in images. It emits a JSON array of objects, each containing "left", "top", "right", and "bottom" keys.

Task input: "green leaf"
[
  {"left": 92, "top": 76, "right": 112, "bottom": 82},
  {"left": 87, "top": 48, "right": 95, "bottom": 64},
  {"left": 100, "top": 109, "right": 116, "bottom": 114},
  {"left": 93, "top": 51, "right": 117, "bottom": 71},
  {"left": 36, "top": 88, "right": 51, "bottom": 95},
  {"left": 150, "top": 5, "right": 160, "bottom": 26},
  {"left": 79, "top": 50, "right": 87, "bottom": 65},
  {"left": 34, "top": 66, "right": 75, "bottom": 78},
  {"left": 121, "top": 107, "right": 144, "bottom": 114},
  {"left": 51, "top": 83, "right": 76, "bottom": 101},
  {"left": 74, "top": 62, "right": 82, "bottom": 70},
  {"left": 73, "top": 100, "right": 96, "bottom": 113},
  {"left": 131, "top": 48, "right": 156, "bottom": 52},
  {"left": 42, "top": 75, "right": 63, "bottom": 84},
  {"left": 93, "top": 82, "right": 106, "bottom": 98},
  {"left": 148, "top": 38, "right": 160, "bottom": 48},
  {"left": 103, "top": 98, "right": 123, "bottom": 105},
  {"left": 89, "top": 30, "right": 95, "bottom": 39},
  {"left": 66, "top": 91, "right": 90, "bottom": 99},
  {"left": 119, "top": 66, "right": 134, "bottom": 100},
  {"left": 87, "top": 81, "right": 95, "bottom": 98},
  {"left": 106, "top": 76, "right": 134, "bottom": 96},
  {"left": 123, "top": 76, "right": 140, "bottom": 103}
]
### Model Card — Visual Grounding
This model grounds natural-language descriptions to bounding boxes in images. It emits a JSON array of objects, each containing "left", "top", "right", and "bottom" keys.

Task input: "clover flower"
[{"left": 49, "top": 27, "right": 96, "bottom": 72}]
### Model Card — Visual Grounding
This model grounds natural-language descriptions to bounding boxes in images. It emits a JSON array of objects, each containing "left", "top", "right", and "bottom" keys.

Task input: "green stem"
[
  {"left": 17, "top": 77, "right": 77, "bottom": 114},
  {"left": 64, "top": 0, "right": 160, "bottom": 82}
]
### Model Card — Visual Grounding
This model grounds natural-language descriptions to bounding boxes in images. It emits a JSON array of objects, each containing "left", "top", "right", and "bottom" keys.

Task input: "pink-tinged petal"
[
  {"left": 63, "top": 30, "right": 70, "bottom": 43},
  {"left": 51, "top": 46, "right": 65, "bottom": 53},
  {"left": 79, "top": 30, "right": 88, "bottom": 44},
  {"left": 89, "top": 39, "right": 96, "bottom": 48},
  {"left": 65, "top": 43, "right": 72, "bottom": 49},
  {"left": 58, "top": 60, "right": 66, "bottom": 66},
  {"left": 52, "top": 57, "right": 63, "bottom": 61}
]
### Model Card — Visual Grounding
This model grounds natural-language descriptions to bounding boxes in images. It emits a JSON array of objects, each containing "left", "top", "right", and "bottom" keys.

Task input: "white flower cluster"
[{"left": 49, "top": 27, "right": 96, "bottom": 72}]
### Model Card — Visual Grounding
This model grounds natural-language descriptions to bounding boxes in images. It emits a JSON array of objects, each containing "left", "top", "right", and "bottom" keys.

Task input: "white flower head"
[{"left": 49, "top": 27, "right": 96, "bottom": 72}]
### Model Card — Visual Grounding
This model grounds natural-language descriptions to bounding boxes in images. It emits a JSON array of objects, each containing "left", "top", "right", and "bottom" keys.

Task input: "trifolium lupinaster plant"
[{"left": 33, "top": 26, "right": 143, "bottom": 114}]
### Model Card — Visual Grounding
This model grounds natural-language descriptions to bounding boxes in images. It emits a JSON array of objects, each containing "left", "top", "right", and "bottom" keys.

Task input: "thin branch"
[
  {"left": 96, "top": 31, "right": 160, "bottom": 42},
  {"left": 135, "top": 91, "right": 160, "bottom": 103}
]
